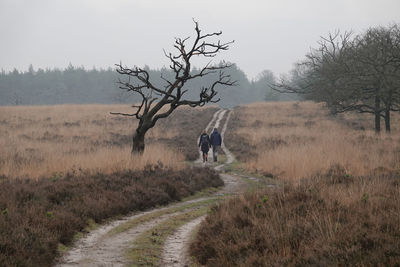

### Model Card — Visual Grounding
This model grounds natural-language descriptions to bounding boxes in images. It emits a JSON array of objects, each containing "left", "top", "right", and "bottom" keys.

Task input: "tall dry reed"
[
  {"left": 227, "top": 101, "right": 400, "bottom": 180},
  {"left": 0, "top": 104, "right": 214, "bottom": 179}
]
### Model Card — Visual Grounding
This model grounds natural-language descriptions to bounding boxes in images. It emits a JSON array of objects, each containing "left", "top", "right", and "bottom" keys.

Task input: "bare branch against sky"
[{"left": 0, "top": 0, "right": 399, "bottom": 79}]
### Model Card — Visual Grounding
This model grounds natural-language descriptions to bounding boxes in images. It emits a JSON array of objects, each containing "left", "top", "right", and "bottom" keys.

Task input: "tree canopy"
[{"left": 274, "top": 24, "right": 400, "bottom": 132}]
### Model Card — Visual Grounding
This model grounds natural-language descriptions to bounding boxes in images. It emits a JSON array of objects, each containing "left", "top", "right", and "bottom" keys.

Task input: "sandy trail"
[
  {"left": 56, "top": 109, "right": 244, "bottom": 267},
  {"left": 161, "top": 110, "right": 240, "bottom": 267},
  {"left": 56, "top": 196, "right": 216, "bottom": 267},
  {"left": 59, "top": 214, "right": 173, "bottom": 267},
  {"left": 161, "top": 215, "right": 206, "bottom": 267},
  {"left": 196, "top": 109, "right": 227, "bottom": 164}
]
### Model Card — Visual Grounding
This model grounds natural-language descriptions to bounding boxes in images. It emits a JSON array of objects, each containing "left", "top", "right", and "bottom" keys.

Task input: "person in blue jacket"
[{"left": 210, "top": 128, "right": 222, "bottom": 162}]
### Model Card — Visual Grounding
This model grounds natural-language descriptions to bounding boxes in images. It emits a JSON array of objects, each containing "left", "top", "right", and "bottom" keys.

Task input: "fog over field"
[
  {"left": 0, "top": 0, "right": 399, "bottom": 107},
  {"left": 1, "top": 0, "right": 399, "bottom": 78}
]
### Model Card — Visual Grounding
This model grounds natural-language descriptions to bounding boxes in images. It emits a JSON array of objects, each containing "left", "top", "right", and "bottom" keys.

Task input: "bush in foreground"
[
  {"left": 191, "top": 167, "right": 400, "bottom": 266},
  {"left": 0, "top": 165, "right": 223, "bottom": 267}
]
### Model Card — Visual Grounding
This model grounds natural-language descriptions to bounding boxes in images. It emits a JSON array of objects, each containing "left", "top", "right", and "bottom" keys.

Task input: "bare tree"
[
  {"left": 112, "top": 21, "right": 236, "bottom": 153},
  {"left": 273, "top": 24, "right": 400, "bottom": 133}
]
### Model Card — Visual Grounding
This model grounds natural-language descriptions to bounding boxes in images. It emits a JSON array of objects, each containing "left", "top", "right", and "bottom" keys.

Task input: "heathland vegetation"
[
  {"left": 0, "top": 105, "right": 223, "bottom": 266},
  {"left": 1, "top": 22, "right": 399, "bottom": 267},
  {"left": 191, "top": 102, "right": 400, "bottom": 265}
]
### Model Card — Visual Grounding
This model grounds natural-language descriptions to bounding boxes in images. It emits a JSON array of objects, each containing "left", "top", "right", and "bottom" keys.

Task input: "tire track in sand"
[
  {"left": 161, "top": 109, "right": 239, "bottom": 267},
  {"left": 56, "top": 109, "right": 244, "bottom": 267}
]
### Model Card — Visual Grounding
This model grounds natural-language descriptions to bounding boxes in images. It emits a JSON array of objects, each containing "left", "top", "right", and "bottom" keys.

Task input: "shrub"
[
  {"left": 0, "top": 166, "right": 222, "bottom": 267},
  {"left": 191, "top": 174, "right": 400, "bottom": 266}
]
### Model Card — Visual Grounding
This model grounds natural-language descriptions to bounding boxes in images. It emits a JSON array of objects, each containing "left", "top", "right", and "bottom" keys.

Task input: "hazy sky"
[{"left": 0, "top": 0, "right": 399, "bottom": 79}]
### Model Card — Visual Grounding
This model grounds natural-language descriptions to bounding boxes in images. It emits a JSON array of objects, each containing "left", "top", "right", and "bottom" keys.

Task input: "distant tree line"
[
  {"left": 0, "top": 64, "right": 131, "bottom": 106},
  {"left": 0, "top": 63, "right": 294, "bottom": 108},
  {"left": 275, "top": 24, "right": 400, "bottom": 132}
]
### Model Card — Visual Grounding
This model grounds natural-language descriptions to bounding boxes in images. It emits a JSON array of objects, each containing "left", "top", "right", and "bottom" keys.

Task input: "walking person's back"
[
  {"left": 210, "top": 128, "right": 222, "bottom": 162},
  {"left": 199, "top": 130, "right": 211, "bottom": 163}
]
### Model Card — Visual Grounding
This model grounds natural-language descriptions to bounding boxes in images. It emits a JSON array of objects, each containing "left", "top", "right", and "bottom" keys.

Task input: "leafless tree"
[
  {"left": 112, "top": 21, "right": 236, "bottom": 153},
  {"left": 273, "top": 24, "right": 400, "bottom": 133}
]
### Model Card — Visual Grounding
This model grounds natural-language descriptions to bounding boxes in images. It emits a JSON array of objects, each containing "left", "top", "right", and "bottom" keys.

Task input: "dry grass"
[
  {"left": 225, "top": 101, "right": 400, "bottom": 180},
  {"left": 192, "top": 101, "right": 400, "bottom": 266},
  {"left": 191, "top": 172, "right": 400, "bottom": 266},
  {"left": 0, "top": 104, "right": 216, "bottom": 179}
]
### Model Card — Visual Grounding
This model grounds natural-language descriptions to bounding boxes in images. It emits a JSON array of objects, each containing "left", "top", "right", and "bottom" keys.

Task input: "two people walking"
[{"left": 199, "top": 128, "right": 222, "bottom": 163}]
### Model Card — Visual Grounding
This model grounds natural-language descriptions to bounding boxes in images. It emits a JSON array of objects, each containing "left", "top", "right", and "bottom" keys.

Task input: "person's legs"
[
  {"left": 213, "top": 146, "right": 219, "bottom": 162},
  {"left": 212, "top": 146, "right": 215, "bottom": 162}
]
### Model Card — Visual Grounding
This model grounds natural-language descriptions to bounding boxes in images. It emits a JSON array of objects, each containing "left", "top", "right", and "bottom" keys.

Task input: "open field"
[
  {"left": 2, "top": 102, "right": 399, "bottom": 266},
  {"left": 0, "top": 104, "right": 223, "bottom": 266},
  {"left": 192, "top": 101, "right": 400, "bottom": 266},
  {"left": 0, "top": 104, "right": 218, "bottom": 179},
  {"left": 225, "top": 101, "right": 400, "bottom": 180}
]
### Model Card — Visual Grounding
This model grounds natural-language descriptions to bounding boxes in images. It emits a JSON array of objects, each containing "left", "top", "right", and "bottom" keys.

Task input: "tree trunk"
[
  {"left": 131, "top": 118, "right": 153, "bottom": 154},
  {"left": 375, "top": 112, "right": 381, "bottom": 133},
  {"left": 374, "top": 96, "right": 381, "bottom": 133},
  {"left": 385, "top": 108, "right": 391, "bottom": 133},
  {"left": 132, "top": 130, "right": 145, "bottom": 154}
]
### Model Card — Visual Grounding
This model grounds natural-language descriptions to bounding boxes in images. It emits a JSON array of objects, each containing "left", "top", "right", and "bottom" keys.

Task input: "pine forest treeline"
[{"left": 0, "top": 63, "right": 292, "bottom": 107}]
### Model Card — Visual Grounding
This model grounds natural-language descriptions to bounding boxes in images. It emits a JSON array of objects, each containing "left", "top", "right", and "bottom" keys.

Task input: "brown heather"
[
  {"left": 192, "top": 101, "right": 400, "bottom": 266},
  {"left": 191, "top": 173, "right": 400, "bottom": 266},
  {"left": 0, "top": 104, "right": 223, "bottom": 266},
  {"left": 0, "top": 166, "right": 223, "bottom": 267}
]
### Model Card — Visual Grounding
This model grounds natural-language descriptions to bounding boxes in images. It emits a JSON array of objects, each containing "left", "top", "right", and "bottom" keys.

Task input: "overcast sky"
[{"left": 0, "top": 0, "right": 399, "bottom": 79}]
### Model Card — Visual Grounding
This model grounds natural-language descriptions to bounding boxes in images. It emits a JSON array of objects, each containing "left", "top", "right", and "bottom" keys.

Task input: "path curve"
[
  {"left": 56, "top": 197, "right": 216, "bottom": 266},
  {"left": 161, "top": 109, "right": 240, "bottom": 267},
  {"left": 56, "top": 109, "right": 244, "bottom": 267}
]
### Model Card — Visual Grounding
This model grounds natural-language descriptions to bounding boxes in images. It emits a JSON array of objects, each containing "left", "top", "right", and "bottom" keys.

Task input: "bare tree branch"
[{"left": 112, "top": 20, "right": 236, "bottom": 153}]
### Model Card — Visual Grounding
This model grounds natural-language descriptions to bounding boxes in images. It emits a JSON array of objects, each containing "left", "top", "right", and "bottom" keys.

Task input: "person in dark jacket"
[
  {"left": 199, "top": 130, "right": 211, "bottom": 163},
  {"left": 210, "top": 128, "right": 222, "bottom": 162}
]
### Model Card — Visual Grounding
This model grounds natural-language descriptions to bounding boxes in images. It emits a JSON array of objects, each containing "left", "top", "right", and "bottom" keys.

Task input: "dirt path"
[
  {"left": 161, "top": 110, "right": 239, "bottom": 267},
  {"left": 196, "top": 109, "right": 227, "bottom": 164},
  {"left": 161, "top": 215, "right": 206, "bottom": 266},
  {"left": 56, "top": 109, "right": 245, "bottom": 267},
  {"left": 56, "top": 197, "right": 215, "bottom": 267}
]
